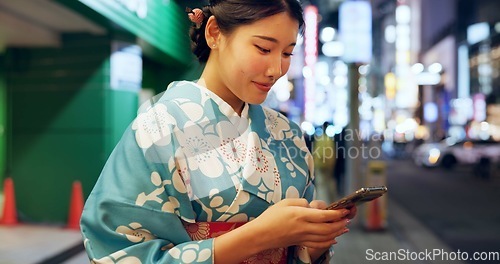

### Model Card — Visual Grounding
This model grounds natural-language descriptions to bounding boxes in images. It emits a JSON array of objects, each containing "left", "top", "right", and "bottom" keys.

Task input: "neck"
[{"left": 197, "top": 65, "right": 244, "bottom": 116}]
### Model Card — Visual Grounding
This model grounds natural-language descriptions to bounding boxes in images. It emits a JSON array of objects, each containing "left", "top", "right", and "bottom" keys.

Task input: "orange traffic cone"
[
  {"left": 0, "top": 177, "right": 18, "bottom": 225},
  {"left": 67, "top": 181, "right": 84, "bottom": 230}
]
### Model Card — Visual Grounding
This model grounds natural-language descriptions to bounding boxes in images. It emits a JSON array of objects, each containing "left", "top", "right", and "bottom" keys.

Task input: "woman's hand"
[
  {"left": 213, "top": 199, "right": 355, "bottom": 263},
  {"left": 310, "top": 200, "right": 357, "bottom": 220},
  {"left": 311, "top": 200, "right": 357, "bottom": 219},
  {"left": 245, "top": 198, "right": 351, "bottom": 250},
  {"left": 306, "top": 200, "right": 356, "bottom": 261},
  {"left": 345, "top": 204, "right": 357, "bottom": 219}
]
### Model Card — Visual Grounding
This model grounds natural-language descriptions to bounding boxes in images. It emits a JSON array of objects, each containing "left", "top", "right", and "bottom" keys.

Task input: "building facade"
[{"left": 0, "top": 0, "right": 203, "bottom": 223}]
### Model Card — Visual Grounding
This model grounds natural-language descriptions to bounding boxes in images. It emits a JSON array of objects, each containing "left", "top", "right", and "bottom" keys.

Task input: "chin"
[{"left": 246, "top": 96, "right": 267, "bottom": 105}]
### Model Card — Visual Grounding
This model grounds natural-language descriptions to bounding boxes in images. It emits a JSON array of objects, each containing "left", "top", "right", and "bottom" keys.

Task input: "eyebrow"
[{"left": 252, "top": 35, "right": 296, "bottom": 47}]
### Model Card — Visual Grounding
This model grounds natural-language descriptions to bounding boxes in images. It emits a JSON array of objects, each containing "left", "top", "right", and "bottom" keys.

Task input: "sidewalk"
[{"left": 0, "top": 224, "right": 84, "bottom": 264}]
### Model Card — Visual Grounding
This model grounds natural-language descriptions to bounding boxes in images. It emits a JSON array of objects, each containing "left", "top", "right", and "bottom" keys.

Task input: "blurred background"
[{"left": 0, "top": 0, "right": 499, "bottom": 263}]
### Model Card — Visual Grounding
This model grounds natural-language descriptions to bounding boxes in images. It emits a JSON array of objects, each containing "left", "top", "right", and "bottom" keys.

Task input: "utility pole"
[
  {"left": 339, "top": 0, "right": 371, "bottom": 194},
  {"left": 345, "top": 62, "right": 362, "bottom": 194}
]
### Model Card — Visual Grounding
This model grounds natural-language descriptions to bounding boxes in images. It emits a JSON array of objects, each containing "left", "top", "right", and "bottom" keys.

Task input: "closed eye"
[{"left": 255, "top": 45, "right": 270, "bottom": 54}]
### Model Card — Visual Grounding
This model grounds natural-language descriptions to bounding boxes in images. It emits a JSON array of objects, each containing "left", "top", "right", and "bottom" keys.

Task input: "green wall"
[
  {"left": 142, "top": 56, "right": 204, "bottom": 94},
  {"left": 59, "top": 0, "right": 193, "bottom": 68},
  {"left": 0, "top": 54, "right": 6, "bottom": 183},
  {"left": 7, "top": 34, "right": 138, "bottom": 223},
  {"left": 4, "top": 0, "right": 202, "bottom": 224}
]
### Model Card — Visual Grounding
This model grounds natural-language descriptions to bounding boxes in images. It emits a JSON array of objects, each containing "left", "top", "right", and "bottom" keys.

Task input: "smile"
[{"left": 252, "top": 81, "right": 273, "bottom": 92}]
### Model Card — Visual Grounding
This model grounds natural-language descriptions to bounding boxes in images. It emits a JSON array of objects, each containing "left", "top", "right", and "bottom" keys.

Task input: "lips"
[{"left": 253, "top": 81, "right": 273, "bottom": 92}]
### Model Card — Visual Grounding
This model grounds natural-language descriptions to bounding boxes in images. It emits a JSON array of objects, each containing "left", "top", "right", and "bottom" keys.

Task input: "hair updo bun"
[{"left": 188, "top": 6, "right": 212, "bottom": 63}]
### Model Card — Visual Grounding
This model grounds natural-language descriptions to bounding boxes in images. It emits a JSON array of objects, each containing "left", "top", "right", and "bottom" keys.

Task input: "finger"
[
  {"left": 279, "top": 198, "right": 310, "bottom": 208},
  {"left": 300, "top": 228, "right": 349, "bottom": 249},
  {"left": 303, "top": 208, "right": 350, "bottom": 223},
  {"left": 346, "top": 206, "right": 357, "bottom": 219},
  {"left": 299, "top": 224, "right": 350, "bottom": 248},
  {"left": 309, "top": 200, "right": 327, "bottom": 209},
  {"left": 301, "top": 219, "right": 349, "bottom": 241},
  {"left": 301, "top": 219, "right": 350, "bottom": 237},
  {"left": 302, "top": 240, "right": 338, "bottom": 249},
  {"left": 300, "top": 232, "right": 338, "bottom": 243}
]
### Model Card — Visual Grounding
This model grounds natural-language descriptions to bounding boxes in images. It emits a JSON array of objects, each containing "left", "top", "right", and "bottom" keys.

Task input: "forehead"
[{"left": 228, "top": 12, "right": 299, "bottom": 43}]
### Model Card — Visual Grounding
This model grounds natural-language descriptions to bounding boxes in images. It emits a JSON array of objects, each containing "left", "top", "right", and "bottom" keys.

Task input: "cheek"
[{"left": 242, "top": 59, "right": 265, "bottom": 75}]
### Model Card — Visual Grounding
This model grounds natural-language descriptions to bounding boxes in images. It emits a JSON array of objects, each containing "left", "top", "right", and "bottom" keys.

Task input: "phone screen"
[{"left": 326, "top": 186, "right": 387, "bottom": 210}]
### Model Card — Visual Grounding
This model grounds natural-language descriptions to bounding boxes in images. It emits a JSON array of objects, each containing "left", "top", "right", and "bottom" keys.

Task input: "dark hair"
[{"left": 189, "top": 0, "right": 304, "bottom": 63}]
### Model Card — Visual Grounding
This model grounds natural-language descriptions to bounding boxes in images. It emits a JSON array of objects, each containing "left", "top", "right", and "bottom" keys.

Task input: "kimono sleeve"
[{"left": 80, "top": 104, "right": 214, "bottom": 264}]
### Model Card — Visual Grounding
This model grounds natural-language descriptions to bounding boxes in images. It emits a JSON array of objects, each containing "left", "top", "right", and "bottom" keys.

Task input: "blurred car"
[{"left": 412, "top": 138, "right": 500, "bottom": 169}]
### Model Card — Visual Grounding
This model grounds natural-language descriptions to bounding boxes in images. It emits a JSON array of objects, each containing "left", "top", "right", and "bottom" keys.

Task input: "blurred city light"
[
  {"left": 272, "top": 75, "right": 291, "bottom": 102},
  {"left": 300, "top": 121, "right": 315, "bottom": 136},
  {"left": 384, "top": 25, "right": 396, "bottom": 43},
  {"left": 428, "top": 62, "right": 443, "bottom": 74},
  {"left": 325, "top": 124, "right": 337, "bottom": 137},
  {"left": 427, "top": 148, "right": 440, "bottom": 164},
  {"left": 319, "top": 27, "right": 336, "bottom": 43},
  {"left": 424, "top": 102, "right": 438, "bottom": 123},
  {"left": 384, "top": 72, "right": 396, "bottom": 100},
  {"left": 415, "top": 72, "right": 441, "bottom": 85},
  {"left": 411, "top": 63, "right": 424, "bottom": 74},
  {"left": 321, "top": 41, "right": 344, "bottom": 57},
  {"left": 467, "top": 22, "right": 490, "bottom": 45},
  {"left": 395, "top": 5, "right": 411, "bottom": 24},
  {"left": 339, "top": 0, "right": 372, "bottom": 63},
  {"left": 358, "top": 64, "right": 370, "bottom": 75},
  {"left": 302, "top": 66, "right": 313, "bottom": 79}
]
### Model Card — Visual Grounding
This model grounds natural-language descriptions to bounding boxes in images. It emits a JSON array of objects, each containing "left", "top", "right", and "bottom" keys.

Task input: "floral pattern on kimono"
[{"left": 81, "top": 81, "right": 331, "bottom": 263}]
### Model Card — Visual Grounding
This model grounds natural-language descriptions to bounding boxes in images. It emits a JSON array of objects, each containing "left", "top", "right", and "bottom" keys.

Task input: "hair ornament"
[{"left": 186, "top": 7, "right": 205, "bottom": 29}]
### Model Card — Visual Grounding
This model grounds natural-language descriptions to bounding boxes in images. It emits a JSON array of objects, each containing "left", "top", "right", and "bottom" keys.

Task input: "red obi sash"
[{"left": 184, "top": 222, "right": 288, "bottom": 264}]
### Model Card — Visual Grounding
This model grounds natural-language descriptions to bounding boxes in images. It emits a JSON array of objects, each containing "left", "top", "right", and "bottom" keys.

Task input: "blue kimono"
[{"left": 81, "top": 81, "right": 322, "bottom": 263}]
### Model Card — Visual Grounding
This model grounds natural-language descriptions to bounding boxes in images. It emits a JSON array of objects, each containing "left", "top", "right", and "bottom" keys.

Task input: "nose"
[{"left": 266, "top": 57, "right": 282, "bottom": 81}]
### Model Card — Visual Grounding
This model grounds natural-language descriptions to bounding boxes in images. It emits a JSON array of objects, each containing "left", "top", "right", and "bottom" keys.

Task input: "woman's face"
[{"left": 210, "top": 12, "right": 299, "bottom": 109}]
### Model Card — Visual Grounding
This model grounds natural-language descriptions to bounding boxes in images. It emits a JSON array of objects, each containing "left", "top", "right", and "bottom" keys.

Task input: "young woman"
[{"left": 80, "top": 1, "right": 355, "bottom": 263}]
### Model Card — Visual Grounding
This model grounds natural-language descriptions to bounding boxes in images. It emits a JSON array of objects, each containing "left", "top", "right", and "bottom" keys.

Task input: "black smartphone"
[{"left": 326, "top": 186, "right": 388, "bottom": 210}]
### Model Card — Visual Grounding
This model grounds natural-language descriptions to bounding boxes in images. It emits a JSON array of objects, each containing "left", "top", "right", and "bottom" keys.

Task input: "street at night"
[{"left": 387, "top": 157, "right": 500, "bottom": 263}]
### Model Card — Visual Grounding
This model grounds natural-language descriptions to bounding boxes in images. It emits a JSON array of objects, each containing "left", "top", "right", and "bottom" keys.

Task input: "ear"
[{"left": 205, "top": 16, "right": 220, "bottom": 48}]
